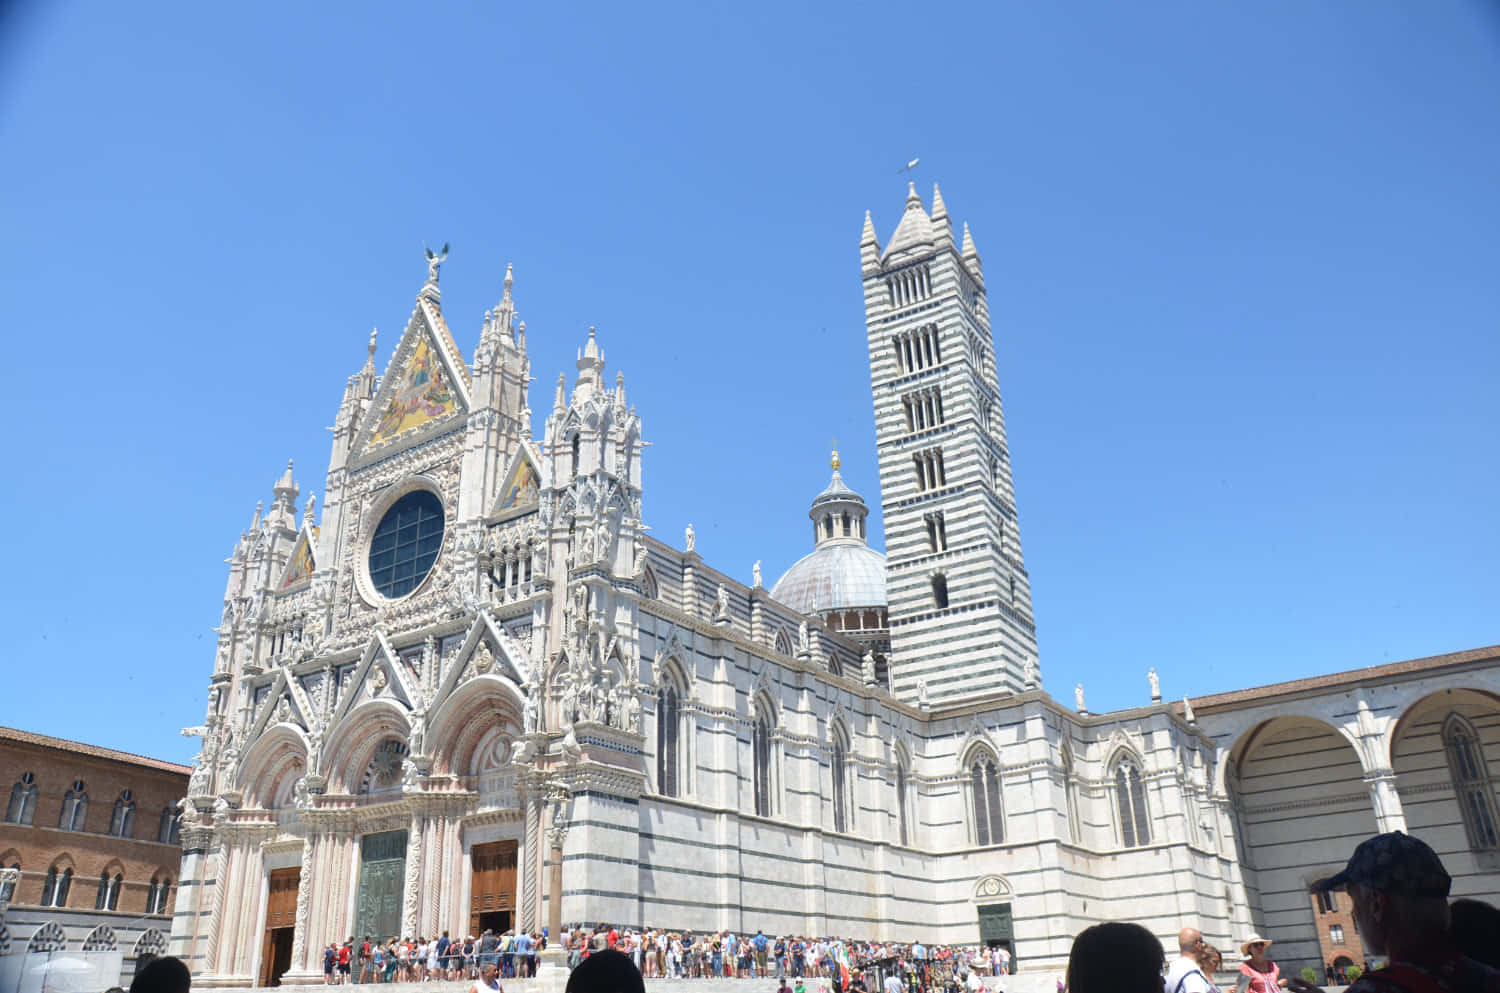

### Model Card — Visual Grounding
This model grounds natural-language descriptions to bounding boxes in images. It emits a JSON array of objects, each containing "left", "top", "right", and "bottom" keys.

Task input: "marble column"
[
  {"left": 1365, "top": 768, "right": 1409, "bottom": 833},
  {"left": 290, "top": 832, "right": 318, "bottom": 975},
  {"left": 403, "top": 812, "right": 426, "bottom": 939},
  {"left": 520, "top": 792, "right": 540, "bottom": 931}
]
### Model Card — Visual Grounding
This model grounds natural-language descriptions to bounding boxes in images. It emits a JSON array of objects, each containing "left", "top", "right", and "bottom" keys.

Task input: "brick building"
[{"left": 0, "top": 726, "right": 190, "bottom": 979}]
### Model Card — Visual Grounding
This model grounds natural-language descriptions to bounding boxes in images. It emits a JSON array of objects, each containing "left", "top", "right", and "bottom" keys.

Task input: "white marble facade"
[{"left": 168, "top": 201, "right": 1500, "bottom": 985}]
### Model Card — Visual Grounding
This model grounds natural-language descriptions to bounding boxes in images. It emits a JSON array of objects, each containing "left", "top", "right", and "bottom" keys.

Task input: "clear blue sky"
[{"left": 2, "top": 2, "right": 1496, "bottom": 764}]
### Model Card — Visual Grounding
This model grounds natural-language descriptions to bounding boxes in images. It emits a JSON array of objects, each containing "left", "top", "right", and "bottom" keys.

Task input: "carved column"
[
  {"left": 403, "top": 812, "right": 425, "bottom": 939},
  {"left": 291, "top": 832, "right": 317, "bottom": 972},
  {"left": 520, "top": 790, "right": 541, "bottom": 931},
  {"left": 547, "top": 824, "right": 567, "bottom": 941}
]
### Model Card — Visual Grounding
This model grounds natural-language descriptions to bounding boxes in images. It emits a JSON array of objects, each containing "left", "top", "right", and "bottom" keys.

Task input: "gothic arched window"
[
  {"left": 6, "top": 772, "right": 38, "bottom": 825},
  {"left": 59, "top": 781, "right": 87, "bottom": 832},
  {"left": 657, "top": 682, "right": 681, "bottom": 798},
  {"left": 110, "top": 790, "right": 136, "bottom": 838},
  {"left": 1062, "top": 745, "right": 1082, "bottom": 844},
  {"left": 95, "top": 871, "right": 110, "bottom": 909},
  {"left": 1114, "top": 757, "right": 1151, "bottom": 848},
  {"left": 753, "top": 710, "right": 773, "bottom": 818},
  {"left": 158, "top": 806, "right": 180, "bottom": 845},
  {"left": 896, "top": 761, "right": 911, "bottom": 847},
  {"left": 146, "top": 875, "right": 172, "bottom": 915},
  {"left": 42, "top": 865, "right": 72, "bottom": 907},
  {"left": 969, "top": 755, "right": 1004, "bottom": 846},
  {"left": 830, "top": 726, "right": 851, "bottom": 834},
  {"left": 108, "top": 873, "right": 122, "bottom": 911},
  {"left": 1444, "top": 714, "right": 1500, "bottom": 851}
]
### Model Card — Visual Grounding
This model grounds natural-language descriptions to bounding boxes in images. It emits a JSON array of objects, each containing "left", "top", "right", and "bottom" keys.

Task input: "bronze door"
[{"left": 355, "top": 831, "right": 408, "bottom": 943}]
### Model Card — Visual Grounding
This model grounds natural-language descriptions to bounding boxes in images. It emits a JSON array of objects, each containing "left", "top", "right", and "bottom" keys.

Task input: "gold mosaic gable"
[
  {"left": 279, "top": 529, "right": 317, "bottom": 589},
  {"left": 370, "top": 334, "right": 459, "bottom": 447}
]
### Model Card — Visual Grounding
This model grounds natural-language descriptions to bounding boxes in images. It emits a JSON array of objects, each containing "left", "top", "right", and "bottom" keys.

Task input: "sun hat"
[
  {"left": 1318, "top": 831, "right": 1451, "bottom": 899},
  {"left": 1239, "top": 935, "right": 1272, "bottom": 957}
]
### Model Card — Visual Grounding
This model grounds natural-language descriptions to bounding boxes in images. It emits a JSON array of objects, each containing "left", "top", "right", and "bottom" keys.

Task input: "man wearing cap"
[{"left": 1285, "top": 831, "right": 1500, "bottom": 993}]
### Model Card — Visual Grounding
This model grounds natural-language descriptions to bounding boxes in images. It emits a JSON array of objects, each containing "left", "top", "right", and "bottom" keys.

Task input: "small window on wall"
[
  {"left": 931, "top": 574, "right": 949, "bottom": 609},
  {"left": 158, "top": 806, "right": 180, "bottom": 845},
  {"left": 110, "top": 790, "right": 136, "bottom": 838},
  {"left": 1317, "top": 889, "right": 1337, "bottom": 914},
  {"left": 1329, "top": 924, "right": 1344, "bottom": 945}
]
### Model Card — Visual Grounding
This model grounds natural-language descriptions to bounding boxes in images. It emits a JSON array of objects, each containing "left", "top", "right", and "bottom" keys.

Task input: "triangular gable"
[
  {"left": 352, "top": 300, "right": 471, "bottom": 459},
  {"left": 493, "top": 444, "right": 542, "bottom": 518},
  {"left": 278, "top": 527, "right": 317, "bottom": 591},
  {"left": 331, "top": 632, "right": 417, "bottom": 726},
  {"left": 245, "top": 671, "right": 316, "bottom": 745},
  {"left": 428, "top": 613, "right": 529, "bottom": 718}
]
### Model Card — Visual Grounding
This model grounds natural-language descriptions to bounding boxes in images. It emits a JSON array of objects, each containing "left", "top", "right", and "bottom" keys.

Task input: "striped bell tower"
[{"left": 861, "top": 183, "right": 1038, "bottom": 705}]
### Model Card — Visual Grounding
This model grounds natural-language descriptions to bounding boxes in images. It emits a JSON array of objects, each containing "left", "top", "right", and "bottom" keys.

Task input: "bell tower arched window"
[
  {"left": 969, "top": 754, "right": 1004, "bottom": 846},
  {"left": 1444, "top": 714, "right": 1500, "bottom": 851}
]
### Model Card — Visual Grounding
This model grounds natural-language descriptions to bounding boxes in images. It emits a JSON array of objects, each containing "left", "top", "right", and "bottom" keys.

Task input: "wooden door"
[
  {"left": 469, "top": 841, "right": 518, "bottom": 935},
  {"left": 260, "top": 868, "right": 300, "bottom": 986}
]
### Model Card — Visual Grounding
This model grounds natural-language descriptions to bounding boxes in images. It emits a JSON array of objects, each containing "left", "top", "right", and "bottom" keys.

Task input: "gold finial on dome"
[{"left": 830, "top": 439, "right": 841, "bottom": 471}]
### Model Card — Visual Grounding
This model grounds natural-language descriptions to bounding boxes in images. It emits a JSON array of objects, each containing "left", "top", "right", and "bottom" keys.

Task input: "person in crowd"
[
  {"left": 1451, "top": 898, "right": 1500, "bottom": 969},
  {"left": 129, "top": 955, "right": 192, "bottom": 993},
  {"left": 1285, "top": 831, "right": 1500, "bottom": 993},
  {"left": 384, "top": 938, "right": 400, "bottom": 983},
  {"left": 566, "top": 948, "right": 645, "bottom": 993},
  {"left": 1166, "top": 928, "right": 1215, "bottom": 993},
  {"left": 1199, "top": 943, "right": 1225, "bottom": 992},
  {"left": 1238, "top": 935, "right": 1286, "bottom": 992},
  {"left": 1067, "top": 922, "right": 1164, "bottom": 993},
  {"left": 756, "top": 929, "right": 771, "bottom": 978},
  {"left": 479, "top": 929, "right": 498, "bottom": 973},
  {"left": 323, "top": 943, "right": 336, "bottom": 985},
  {"left": 338, "top": 937, "right": 353, "bottom": 984},
  {"left": 471, "top": 961, "right": 504, "bottom": 993}
]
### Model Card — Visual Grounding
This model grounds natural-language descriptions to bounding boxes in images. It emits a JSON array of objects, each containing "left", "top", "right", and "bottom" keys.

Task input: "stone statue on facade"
[
  {"left": 714, "top": 585, "right": 730, "bottom": 619},
  {"left": 1148, "top": 667, "right": 1161, "bottom": 701},
  {"left": 561, "top": 725, "right": 584, "bottom": 764},
  {"left": 685, "top": 523, "right": 695, "bottom": 553},
  {"left": 798, "top": 621, "right": 810, "bottom": 654},
  {"left": 861, "top": 649, "right": 876, "bottom": 686},
  {"left": 523, "top": 686, "right": 539, "bottom": 734},
  {"left": 623, "top": 689, "right": 641, "bottom": 733},
  {"left": 918, "top": 680, "right": 929, "bottom": 707},
  {"left": 1023, "top": 655, "right": 1039, "bottom": 689},
  {"left": 752, "top": 561, "right": 763, "bottom": 588},
  {"left": 292, "top": 775, "right": 312, "bottom": 810},
  {"left": 1075, "top": 683, "right": 1087, "bottom": 713},
  {"left": 1183, "top": 696, "right": 1196, "bottom": 725}
]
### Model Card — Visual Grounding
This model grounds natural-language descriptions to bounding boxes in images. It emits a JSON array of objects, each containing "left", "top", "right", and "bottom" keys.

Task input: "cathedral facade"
[{"left": 167, "top": 189, "right": 1500, "bottom": 986}]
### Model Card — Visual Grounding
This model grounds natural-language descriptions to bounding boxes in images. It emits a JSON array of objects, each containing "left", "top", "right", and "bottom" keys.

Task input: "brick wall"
[{"left": 0, "top": 733, "right": 190, "bottom": 916}]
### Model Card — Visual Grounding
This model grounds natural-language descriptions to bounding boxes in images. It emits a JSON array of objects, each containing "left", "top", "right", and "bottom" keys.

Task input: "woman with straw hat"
[{"left": 1236, "top": 936, "right": 1287, "bottom": 993}]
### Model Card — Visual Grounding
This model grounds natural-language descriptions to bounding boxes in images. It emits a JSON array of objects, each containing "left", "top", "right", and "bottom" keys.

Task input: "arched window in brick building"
[
  {"left": 6, "top": 773, "right": 38, "bottom": 825},
  {"left": 58, "top": 781, "right": 87, "bottom": 832},
  {"left": 110, "top": 790, "right": 135, "bottom": 838}
]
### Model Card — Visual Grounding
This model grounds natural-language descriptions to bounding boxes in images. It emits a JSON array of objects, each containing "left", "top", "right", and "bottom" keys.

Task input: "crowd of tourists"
[
  {"left": 314, "top": 831, "right": 1500, "bottom": 993},
  {"left": 321, "top": 928, "right": 1007, "bottom": 988}
]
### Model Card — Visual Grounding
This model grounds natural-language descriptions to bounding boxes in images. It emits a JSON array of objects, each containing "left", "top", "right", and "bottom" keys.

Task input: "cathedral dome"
[
  {"left": 770, "top": 542, "right": 887, "bottom": 615},
  {"left": 770, "top": 449, "right": 888, "bottom": 615}
]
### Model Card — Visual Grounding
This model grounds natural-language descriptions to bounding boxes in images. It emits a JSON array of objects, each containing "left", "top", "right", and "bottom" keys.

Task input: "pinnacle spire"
[
  {"left": 303, "top": 491, "right": 316, "bottom": 527},
  {"left": 503, "top": 262, "right": 513, "bottom": 302},
  {"left": 367, "top": 328, "right": 378, "bottom": 364},
  {"left": 906, "top": 182, "right": 921, "bottom": 208},
  {"left": 553, "top": 372, "right": 566, "bottom": 413},
  {"left": 931, "top": 183, "right": 948, "bottom": 224},
  {"left": 861, "top": 210, "right": 878, "bottom": 246},
  {"left": 961, "top": 222, "right": 979, "bottom": 260}
]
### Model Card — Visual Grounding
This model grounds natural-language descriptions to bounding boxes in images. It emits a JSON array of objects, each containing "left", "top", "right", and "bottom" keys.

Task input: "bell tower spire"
[{"left": 860, "top": 184, "right": 1037, "bottom": 705}]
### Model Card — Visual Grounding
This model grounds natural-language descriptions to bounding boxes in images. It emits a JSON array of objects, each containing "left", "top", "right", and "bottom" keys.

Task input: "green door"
[
  {"left": 354, "top": 830, "right": 407, "bottom": 942},
  {"left": 976, "top": 902, "right": 1015, "bottom": 967}
]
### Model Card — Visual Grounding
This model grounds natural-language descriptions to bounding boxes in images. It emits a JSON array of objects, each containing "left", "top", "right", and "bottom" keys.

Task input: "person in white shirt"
[
  {"left": 1164, "top": 928, "right": 1214, "bottom": 993},
  {"left": 883, "top": 972, "right": 904, "bottom": 993}
]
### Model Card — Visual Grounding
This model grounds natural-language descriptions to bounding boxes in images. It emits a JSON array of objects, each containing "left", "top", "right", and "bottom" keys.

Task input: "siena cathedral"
[{"left": 171, "top": 186, "right": 1500, "bottom": 985}]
